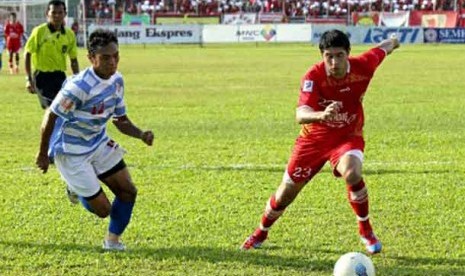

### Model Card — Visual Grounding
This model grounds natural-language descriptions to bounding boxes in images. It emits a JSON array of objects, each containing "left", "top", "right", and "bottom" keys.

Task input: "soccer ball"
[{"left": 333, "top": 252, "right": 375, "bottom": 276}]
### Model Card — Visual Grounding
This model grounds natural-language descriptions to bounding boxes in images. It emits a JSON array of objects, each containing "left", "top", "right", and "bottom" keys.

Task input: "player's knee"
[
  {"left": 282, "top": 171, "right": 308, "bottom": 189},
  {"left": 119, "top": 183, "right": 137, "bottom": 202},
  {"left": 128, "top": 185, "right": 138, "bottom": 201},
  {"left": 343, "top": 168, "right": 362, "bottom": 185},
  {"left": 94, "top": 204, "right": 111, "bottom": 218},
  {"left": 275, "top": 180, "right": 305, "bottom": 207}
]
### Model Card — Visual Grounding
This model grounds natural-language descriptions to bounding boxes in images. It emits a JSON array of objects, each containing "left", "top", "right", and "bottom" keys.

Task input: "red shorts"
[
  {"left": 285, "top": 135, "right": 365, "bottom": 184},
  {"left": 7, "top": 41, "right": 21, "bottom": 53}
]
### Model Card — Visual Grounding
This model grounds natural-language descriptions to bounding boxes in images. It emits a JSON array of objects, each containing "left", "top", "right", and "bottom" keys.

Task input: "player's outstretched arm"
[
  {"left": 112, "top": 115, "right": 154, "bottom": 146},
  {"left": 376, "top": 35, "right": 400, "bottom": 55},
  {"left": 36, "top": 109, "right": 58, "bottom": 173}
]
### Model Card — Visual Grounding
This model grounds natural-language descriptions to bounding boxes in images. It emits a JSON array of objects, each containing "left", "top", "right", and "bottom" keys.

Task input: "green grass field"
[{"left": 1, "top": 43, "right": 465, "bottom": 275}]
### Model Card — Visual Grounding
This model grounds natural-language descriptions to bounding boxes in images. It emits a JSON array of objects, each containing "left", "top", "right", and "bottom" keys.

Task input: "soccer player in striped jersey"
[
  {"left": 241, "top": 30, "right": 399, "bottom": 254},
  {"left": 35, "top": 29, "right": 154, "bottom": 251}
]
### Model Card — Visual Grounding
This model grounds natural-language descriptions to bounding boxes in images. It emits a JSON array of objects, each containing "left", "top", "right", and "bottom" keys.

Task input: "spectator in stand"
[
  {"left": 421, "top": 0, "right": 435, "bottom": 10},
  {"left": 82, "top": 0, "right": 458, "bottom": 19}
]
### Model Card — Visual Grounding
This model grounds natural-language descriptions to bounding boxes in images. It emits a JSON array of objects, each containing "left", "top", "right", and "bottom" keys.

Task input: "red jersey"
[
  {"left": 298, "top": 47, "right": 386, "bottom": 139},
  {"left": 4, "top": 21, "right": 24, "bottom": 45}
]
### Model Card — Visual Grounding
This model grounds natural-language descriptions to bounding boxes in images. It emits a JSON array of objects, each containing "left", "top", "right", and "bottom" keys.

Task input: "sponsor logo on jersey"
[
  {"left": 60, "top": 98, "right": 74, "bottom": 113},
  {"left": 302, "top": 80, "right": 313, "bottom": 92}
]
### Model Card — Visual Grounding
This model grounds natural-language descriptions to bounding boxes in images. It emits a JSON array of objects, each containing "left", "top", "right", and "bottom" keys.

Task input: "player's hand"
[
  {"left": 26, "top": 79, "right": 37, "bottom": 94},
  {"left": 35, "top": 152, "right": 50, "bottom": 173},
  {"left": 321, "top": 101, "right": 341, "bottom": 121},
  {"left": 390, "top": 34, "right": 400, "bottom": 50},
  {"left": 141, "top": 130, "right": 154, "bottom": 146},
  {"left": 392, "top": 37, "right": 400, "bottom": 50}
]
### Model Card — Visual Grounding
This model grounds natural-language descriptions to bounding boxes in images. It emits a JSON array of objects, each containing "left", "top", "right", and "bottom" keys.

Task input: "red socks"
[
  {"left": 347, "top": 179, "right": 372, "bottom": 236},
  {"left": 260, "top": 194, "right": 286, "bottom": 230}
]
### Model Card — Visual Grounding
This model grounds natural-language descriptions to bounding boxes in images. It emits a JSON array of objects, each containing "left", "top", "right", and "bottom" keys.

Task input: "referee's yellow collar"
[{"left": 47, "top": 22, "right": 65, "bottom": 35}]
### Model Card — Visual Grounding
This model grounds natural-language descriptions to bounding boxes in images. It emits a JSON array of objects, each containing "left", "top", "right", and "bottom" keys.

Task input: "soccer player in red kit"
[
  {"left": 4, "top": 12, "right": 24, "bottom": 74},
  {"left": 241, "top": 29, "right": 400, "bottom": 254}
]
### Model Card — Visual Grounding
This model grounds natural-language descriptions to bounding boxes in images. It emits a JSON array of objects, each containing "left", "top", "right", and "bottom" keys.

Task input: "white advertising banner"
[
  {"left": 379, "top": 12, "right": 410, "bottom": 27},
  {"left": 202, "top": 24, "right": 238, "bottom": 43},
  {"left": 88, "top": 24, "right": 202, "bottom": 44},
  {"left": 202, "top": 24, "right": 312, "bottom": 43},
  {"left": 236, "top": 25, "right": 278, "bottom": 42},
  {"left": 311, "top": 25, "right": 423, "bottom": 44},
  {"left": 276, "top": 24, "right": 312, "bottom": 42},
  {"left": 310, "top": 25, "right": 352, "bottom": 44}
]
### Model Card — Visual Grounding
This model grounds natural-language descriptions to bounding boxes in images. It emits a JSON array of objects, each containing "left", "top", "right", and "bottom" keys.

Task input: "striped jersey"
[{"left": 49, "top": 67, "right": 126, "bottom": 156}]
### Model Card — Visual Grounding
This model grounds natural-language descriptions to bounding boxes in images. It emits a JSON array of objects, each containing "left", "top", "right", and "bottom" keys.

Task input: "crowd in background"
[{"left": 85, "top": 0, "right": 464, "bottom": 22}]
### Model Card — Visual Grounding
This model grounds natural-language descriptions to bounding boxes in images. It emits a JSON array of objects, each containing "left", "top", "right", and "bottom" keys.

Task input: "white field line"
[{"left": 16, "top": 160, "right": 459, "bottom": 173}]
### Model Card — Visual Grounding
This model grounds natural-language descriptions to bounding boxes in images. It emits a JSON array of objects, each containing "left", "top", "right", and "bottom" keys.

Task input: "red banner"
[
  {"left": 409, "top": 11, "right": 458, "bottom": 27},
  {"left": 459, "top": 12, "right": 465, "bottom": 27}
]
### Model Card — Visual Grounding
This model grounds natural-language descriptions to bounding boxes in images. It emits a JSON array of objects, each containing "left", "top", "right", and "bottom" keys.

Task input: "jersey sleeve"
[
  {"left": 50, "top": 80, "right": 85, "bottom": 120},
  {"left": 297, "top": 70, "right": 320, "bottom": 110},
  {"left": 24, "top": 27, "right": 39, "bottom": 53},
  {"left": 357, "top": 48, "right": 387, "bottom": 74},
  {"left": 113, "top": 77, "right": 126, "bottom": 117}
]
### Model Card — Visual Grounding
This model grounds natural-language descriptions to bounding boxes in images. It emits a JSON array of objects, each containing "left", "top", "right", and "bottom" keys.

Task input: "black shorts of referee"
[{"left": 34, "top": 71, "right": 67, "bottom": 109}]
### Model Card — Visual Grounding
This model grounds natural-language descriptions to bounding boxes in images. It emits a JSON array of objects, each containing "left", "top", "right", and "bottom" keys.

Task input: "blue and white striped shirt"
[{"left": 49, "top": 67, "right": 126, "bottom": 156}]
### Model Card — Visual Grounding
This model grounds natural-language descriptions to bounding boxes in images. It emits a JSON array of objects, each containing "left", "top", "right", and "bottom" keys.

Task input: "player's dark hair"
[
  {"left": 47, "top": 0, "right": 66, "bottom": 12},
  {"left": 319, "top": 29, "right": 351, "bottom": 53},
  {"left": 9, "top": 12, "right": 16, "bottom": 18},
  {"left": 87, "top": 29, "right": 118, "bottom": 55}
]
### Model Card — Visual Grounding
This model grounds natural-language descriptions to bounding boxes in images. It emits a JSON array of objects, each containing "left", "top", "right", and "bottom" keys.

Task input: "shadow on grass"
[
  {"left": 2, "top": 241, "right": 465, "bottom": 275},
  {"left": 364, "top": 168, "right": 457, "bottom": 175},
  {"left": 0, "top": 240, "right": 331, "bottom": 273},
  {"left": 388, "top": 254, "right": 465, "bottom": 267},
  {"left": 379, "top": 254, "right": 465, "bottom": 276}
]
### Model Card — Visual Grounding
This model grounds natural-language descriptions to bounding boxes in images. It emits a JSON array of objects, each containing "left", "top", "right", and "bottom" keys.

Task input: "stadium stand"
[{"left": 83, "top": 0, "right": 464, "bottom": 23}]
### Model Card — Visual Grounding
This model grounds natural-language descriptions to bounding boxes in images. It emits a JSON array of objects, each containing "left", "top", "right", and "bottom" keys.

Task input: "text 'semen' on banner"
[{"left": 424, "top": 28, "right": 465, "bottom": 43}]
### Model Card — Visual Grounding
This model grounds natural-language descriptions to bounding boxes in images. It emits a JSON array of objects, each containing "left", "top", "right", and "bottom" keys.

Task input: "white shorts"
[{"left": 54, "top": 140, "right": 126, "bottom": 198}]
